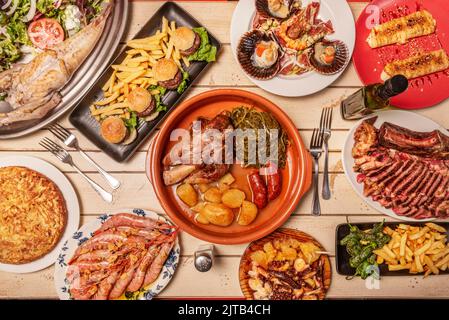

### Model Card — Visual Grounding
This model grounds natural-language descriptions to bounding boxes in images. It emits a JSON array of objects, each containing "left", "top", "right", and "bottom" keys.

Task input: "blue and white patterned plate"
[{"left": 54, "top": 208, "right": 180, "bottom": 300}]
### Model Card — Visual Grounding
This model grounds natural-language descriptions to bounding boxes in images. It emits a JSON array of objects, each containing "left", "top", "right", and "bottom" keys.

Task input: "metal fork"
[
  {"left": 320, "top": 107, "right": 333, "bottom": 200},
  {"left": 48, "top": 123, "right": 120, "bottom": 190},
  {"left": 39, "top": 138, "right": 113, "bottom": 203},
  {"left": 309, "top": 128, "right": 324, "bottom": 216}
]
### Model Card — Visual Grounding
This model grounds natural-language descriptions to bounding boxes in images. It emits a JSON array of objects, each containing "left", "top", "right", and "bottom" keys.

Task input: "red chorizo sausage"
[
  {"left": 248, "top": 172, "right": 268, "bottom": 209},
  {"left": 265, "top": 161, "right": 282, "bottom": 201}
]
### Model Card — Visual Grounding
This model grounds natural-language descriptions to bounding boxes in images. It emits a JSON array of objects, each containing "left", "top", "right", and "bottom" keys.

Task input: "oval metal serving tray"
[{"left": 0, "top": 0, "right": 129, "bottom": 139}]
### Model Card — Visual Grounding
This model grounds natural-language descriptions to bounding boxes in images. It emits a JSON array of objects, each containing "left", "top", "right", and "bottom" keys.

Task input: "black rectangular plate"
[
  {"left": 69, "top": 2, "right": 221, "bottom": 162},
  {"left": 336, "top": 222, "right": 449, "bottom": 276}
]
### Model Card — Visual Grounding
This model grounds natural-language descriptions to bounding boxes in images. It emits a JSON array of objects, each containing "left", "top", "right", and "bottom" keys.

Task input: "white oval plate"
[
  {"left": 0, "top": 156, "right": 80, "bottom": 273},
  {"left": 54, "top": 208, "right": 180, "bottom": 300},
  {"left": 342, "top": 110, "right": 449, "bottom": 222},
  {"left": 230, "top": 0, "right": 355, "bottom": 97}
]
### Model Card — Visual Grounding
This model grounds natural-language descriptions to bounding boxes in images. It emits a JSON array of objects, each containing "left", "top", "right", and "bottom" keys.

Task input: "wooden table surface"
[{"left": 2, "top": 0, "right": 449, "bottom": 299}]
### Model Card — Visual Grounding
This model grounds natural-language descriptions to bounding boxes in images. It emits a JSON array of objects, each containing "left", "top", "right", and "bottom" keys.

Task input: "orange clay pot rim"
[{"left": 146, "top": 89, "right": 312, "bottom": 245}]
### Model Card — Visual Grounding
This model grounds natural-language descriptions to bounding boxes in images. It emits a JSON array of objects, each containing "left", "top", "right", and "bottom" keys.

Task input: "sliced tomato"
[{"left": 28, "top": 18, "right": 65, "bottom": 50}]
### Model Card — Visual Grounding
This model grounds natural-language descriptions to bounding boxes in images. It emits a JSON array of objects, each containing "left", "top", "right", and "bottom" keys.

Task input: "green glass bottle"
[{"left": 341, "top": 75, "right": 409, "bottom": 120}]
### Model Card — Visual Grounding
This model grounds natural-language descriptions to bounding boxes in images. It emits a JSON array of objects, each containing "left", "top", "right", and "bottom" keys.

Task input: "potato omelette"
[{"left": 0, "top": 166, "right": 67, "bottom": 264}]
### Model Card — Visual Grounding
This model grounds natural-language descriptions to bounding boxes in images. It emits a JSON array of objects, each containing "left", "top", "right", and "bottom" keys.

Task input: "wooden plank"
[
  {"left": 6, "top": 85, "right": 448, "bottom": 141},
  {"left": 2, "top": 215, "right": 448, "bottom": 299},
  {"left": 122, "top": 1, "right": 365, "bottom": 87},
  {"left": 0, "top": 150, "right": 343, "bottom": 174},
  {"left": 0, "top": 128, "right": 349, "bottom": 154},
  {"left": 125, "top": 1, "right": 366, "bottom": 45},
  {"left": 51, "top": 172, "right": 382, "bottom": 216}
]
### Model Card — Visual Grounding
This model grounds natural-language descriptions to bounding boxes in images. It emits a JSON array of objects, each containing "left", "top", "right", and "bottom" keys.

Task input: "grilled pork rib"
[{"left": 379, "top": 122, "right": 449, "bottom": 159}]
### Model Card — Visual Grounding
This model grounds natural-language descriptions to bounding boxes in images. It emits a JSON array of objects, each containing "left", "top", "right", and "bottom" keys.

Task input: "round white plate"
[
  {"left": 0, "top": 156, "right": 80, "bottom": 273},
  {"left": 54, "top": 208, "right": 180, "bottom": 300},
  {"left": 230, "top": 0, "right": 356, "bottom": 97},
  {"left": 342, "top": 110, "right": 449, "bottom": 222}
]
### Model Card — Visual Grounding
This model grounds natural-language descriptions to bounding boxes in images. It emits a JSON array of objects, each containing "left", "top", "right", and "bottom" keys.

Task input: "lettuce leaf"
[
  {"left": 148, "top": 85, "right": 167, "bottom": 112},
  {"left": 188, "top": 27, "right": 217, "bottom": 62},
  {"left": 0, "top": 37, "right": 21, "bottom": 71},
  {"left": 155, "top": 94, "right": 167, "bottom": 112},
  {"left": 124, "top": 112, "right": 138, "bottom": 129},
  {"left": 177, "top": 71, "right": 189, "bottom": 94}
]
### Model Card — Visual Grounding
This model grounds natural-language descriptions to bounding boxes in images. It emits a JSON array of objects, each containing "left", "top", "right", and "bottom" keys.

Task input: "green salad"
[{"left": 0, "top": 0, "right": 104, "bottom": 71}]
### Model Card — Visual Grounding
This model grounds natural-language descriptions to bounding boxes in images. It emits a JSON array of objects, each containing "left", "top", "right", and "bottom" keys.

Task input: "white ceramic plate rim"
[
  {"left": 342, "top": 110, "right": 449, "bottom": 222},
  {"left": 0, "top": 156, "right": 80, "bottom": 273},
  {"left": 54, "top": 208, "right": 180, "bottom": 300},
  {"left": 230, "top": 0, "right": 356, "bottom": 97}
]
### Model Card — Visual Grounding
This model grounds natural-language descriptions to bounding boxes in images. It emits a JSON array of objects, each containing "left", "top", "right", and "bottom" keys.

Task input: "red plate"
[{"left": 353, "top": 0, "right": 449, "bottom": 109}]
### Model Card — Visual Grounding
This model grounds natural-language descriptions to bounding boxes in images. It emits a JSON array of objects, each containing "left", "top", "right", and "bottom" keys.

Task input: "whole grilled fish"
[{"left": 0, "top": 2, "right": 113, "bottom": 126}]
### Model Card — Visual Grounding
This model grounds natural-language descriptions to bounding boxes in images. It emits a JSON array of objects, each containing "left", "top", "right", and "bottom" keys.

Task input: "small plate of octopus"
[
  {"left": 230, "top": 0, "right": 355, "bottom": 96},
  {"left": 239, "top": 228, "right": 331, "bottom": 300},
  {"left": 54, "top": 208, "right": 180, "bottom": 300}
]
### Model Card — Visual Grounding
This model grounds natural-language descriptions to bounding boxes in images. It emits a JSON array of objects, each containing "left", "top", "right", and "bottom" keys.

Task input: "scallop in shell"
[
  {"left": 309, "top": 40, "right": 349, "bottom": 75},
  {"left": 255, "top": 0, "right": 295, "bottom": 19},
  {"left": 237, "top": 30, "right": 281, "bottom": 80}
]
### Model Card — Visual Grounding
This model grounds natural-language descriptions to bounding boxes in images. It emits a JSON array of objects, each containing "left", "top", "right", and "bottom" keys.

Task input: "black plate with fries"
[
  {"left": 336, "top": 222, "right": 449, "bottom": 277},
  {"left": 69, "top": 2, "right": 221, "bottom": 162}
]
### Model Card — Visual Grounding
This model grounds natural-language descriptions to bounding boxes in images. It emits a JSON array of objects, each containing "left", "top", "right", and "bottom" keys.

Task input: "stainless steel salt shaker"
[{"left": 194, "top": 244, "right": 214, "bottom": 272}]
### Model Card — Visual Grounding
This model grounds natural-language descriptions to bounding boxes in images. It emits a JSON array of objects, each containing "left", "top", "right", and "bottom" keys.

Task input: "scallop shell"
[
  {"left": 309, "top": 40, "right": 349, "bottom": 75},
  {"left": 255, "top": 0, "right": 294, "bottom": 19},
  {"left": 237, "top": 30, "right": 281, "bottom": 80}
]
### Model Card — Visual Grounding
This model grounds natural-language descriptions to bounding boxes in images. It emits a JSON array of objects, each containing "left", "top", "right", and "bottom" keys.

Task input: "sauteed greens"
[
  {"left": 340, "top": 221, "right": 391, "bottom": 279},
  {"left": 231, "top": 106, "right": 289, "bottom": 169}
]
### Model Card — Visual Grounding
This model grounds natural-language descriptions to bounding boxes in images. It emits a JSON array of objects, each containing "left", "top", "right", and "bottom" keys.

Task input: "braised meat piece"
[{"left": 162, "top": 111, "right": 234, "bottom": 186}]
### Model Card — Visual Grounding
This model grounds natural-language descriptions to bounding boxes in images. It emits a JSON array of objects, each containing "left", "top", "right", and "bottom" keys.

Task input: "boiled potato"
[
  {"left": 218, "top": 182, "right": 230, "bottom": 193},
  {"left": 176, "top": 183, "right": 198, "bottom": 207},
  {"left": 204, "top": 187, "right": 222, "bottom": 203},
  {"left": 195, "top": 213, "right": 209, "bottom": 225},
  {"left": 281, "top": 245, "right": 297, "bottom": 261},
  {"left": 250, "top": 250, "right": 268, "bottom": 269},
  {"left": 219, "top": 173, "right": 235, "bottom": 185},
  {"left": 263, "top": 241, "right": 276, "bottom": 261},
  {"left": 197, "top": 183, "right": 211, "bottom": 193},
  {"left": 237, "top": 200, "right": 258, "bottom": 226},
  {"left": 191, "top": 201, "right": 206, "bottom": 213},
  {"left": 200, "top": 203, "right": 234, "bottom": 227},
  {"left": 222, "top": 189, "right": 246, "bottom": 208}
]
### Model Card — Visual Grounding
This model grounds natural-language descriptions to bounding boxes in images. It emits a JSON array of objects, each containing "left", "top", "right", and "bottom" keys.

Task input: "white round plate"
[
  {"left": 342, "top": 110, "right": 449, "bottom": 222},
  {"left": 230, "top": 0, "right": 355, "bottom": 97},
  {"left": 0, "top": 156, "right": 80, "bottom": 273},
  {"left": 54, "top": 208, "right": 180, "bottom": 300}
]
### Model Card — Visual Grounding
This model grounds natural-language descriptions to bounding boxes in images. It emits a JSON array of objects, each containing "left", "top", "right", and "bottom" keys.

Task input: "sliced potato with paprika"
[
  {"left": 237, "top": 200, "right": 258, "bottom": 226},
  {"left": 176, "top": 183, "right": 198, "bottom": 207},
  {"left": 222, "top": 189, "right": 246, "bottom": 208}
]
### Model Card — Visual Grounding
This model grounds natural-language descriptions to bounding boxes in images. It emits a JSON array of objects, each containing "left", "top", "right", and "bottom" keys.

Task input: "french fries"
[
  {"left": 376, "top": 223, "right": 449, "bottom": 277},
  {"left": 90, "top": 16, "right": 184, "bottom": 123}
]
